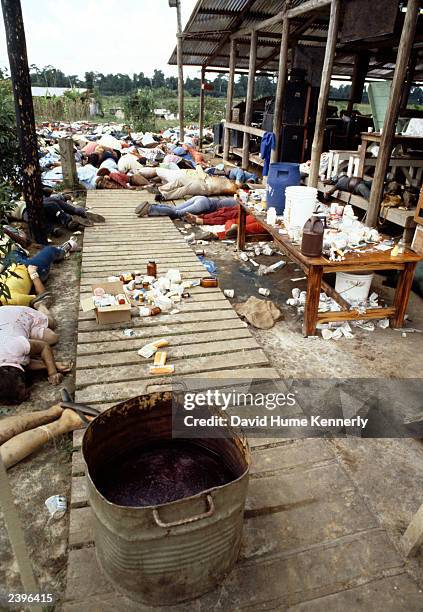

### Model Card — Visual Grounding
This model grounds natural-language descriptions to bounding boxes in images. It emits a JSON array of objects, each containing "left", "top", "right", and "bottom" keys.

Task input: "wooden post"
[
  {"left": 223, "top": 40, "right": 237, "bottom": 162},
  {"left": 199, "top": 67, "right": 206, "bottom": 150},
  {"left": 271, "top": 15, "right": 290, "bottom": 163},
  {"left": 175, "top": 0, "right": 185, "bottom": 142},
  {"left": 308, "top": 0, "right": 341, "bottom": 188},
  {"left": 401, "top": 502, "right": 423, "bottom": 557},
  {"left": 59, "top": 138, "right": 79, "bottom": 191},
  {"left": 0, "top": 456, "right": 43, "bottom": 611},
  {"left": 366, "top": 0, "right": 420, "bottom": 227},
  {"left": 1, "top": 0, "right": 46, "bottom": 244},
  {"left": 242, "top": 30, "right": 258, "bottom": 169}
]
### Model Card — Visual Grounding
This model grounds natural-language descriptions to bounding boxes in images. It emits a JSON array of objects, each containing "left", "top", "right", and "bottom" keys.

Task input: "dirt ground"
[
  {"left": 0, "top": 226, "right": 82, "bottom": 610},
  {"left": 1, "top": 211, "right": 423, "bottom": 609}
]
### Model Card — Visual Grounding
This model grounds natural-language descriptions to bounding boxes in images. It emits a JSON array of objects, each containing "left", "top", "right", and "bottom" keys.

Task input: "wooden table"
[
  {"left": 237, "top": 202, "right": 423, "bottom": 336},
  {"left": 357, "top": 132, "right": 423, "bottom": 179}
]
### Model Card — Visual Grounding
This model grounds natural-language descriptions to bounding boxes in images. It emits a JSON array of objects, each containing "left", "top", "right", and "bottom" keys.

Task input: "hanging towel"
[{"left": 260, "top": 131, "right": 276, "bottom": 177}]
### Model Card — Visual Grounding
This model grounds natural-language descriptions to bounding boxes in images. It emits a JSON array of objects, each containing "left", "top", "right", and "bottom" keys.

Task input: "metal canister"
[{"left": 82, "top": 392, "right": 250, "bottom": 605}]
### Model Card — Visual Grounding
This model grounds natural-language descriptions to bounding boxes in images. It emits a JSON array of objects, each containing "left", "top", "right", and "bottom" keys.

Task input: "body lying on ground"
[{"left": 0, "top": 305, "right": 72, "bottom": 403}]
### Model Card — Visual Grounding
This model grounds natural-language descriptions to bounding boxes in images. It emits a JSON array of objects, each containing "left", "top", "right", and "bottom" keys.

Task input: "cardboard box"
[{"left": 81, "top": 281, "right": 132, "bottom": 325}]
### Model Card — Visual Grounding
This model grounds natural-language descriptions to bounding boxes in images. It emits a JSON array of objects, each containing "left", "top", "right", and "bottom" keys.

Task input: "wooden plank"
[
  {"left": 75, "top": 349, "right": 270, "bottom": 388},
  {"left": 77, "top": 309, "right": 240, "bottom": 332},
  {"left": 76, "top": 338, "right": 259, "bottom": 369},
  {"left": 75, "top": 367, "right": 280, "bottom": 404},
  {"left": 77, "top": 328, "right": 252, "bottom": 355},
  {"left": 69, "top": 506, "right": 93, "bottom": 548},
  {"left": 71, "top": 476, "right": 87, "bottom": 508},
  {"left": 78, "top": 300, "right": 232, "bottom": 322},
  {"left": 77, "top": 317, "right": 249, "bottom": 344}
]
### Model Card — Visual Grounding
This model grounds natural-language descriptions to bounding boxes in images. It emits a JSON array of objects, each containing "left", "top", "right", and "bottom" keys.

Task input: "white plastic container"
[
  {"left": 335, "top": 272, "right": 374, "bottom": 305},
  {"left": 284, "top": 186, "right": 317, "bottom": 230}
]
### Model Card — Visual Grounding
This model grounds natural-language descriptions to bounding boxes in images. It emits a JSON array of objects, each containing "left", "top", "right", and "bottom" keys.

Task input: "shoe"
[
  {"left": 51, "top": 227, "right": 64, "bottom": 238},
  {"left": 85, "top": 211, "right": 105, "bottom": 223},
  {"left": 146, "top": 185, "right": 159, "bottom": 195},
  {"left": 225, "top": 224, "right": 238, "bottom": 238},
  {"left": 67, "top": 220, "right": 81, "bottom": 231},
  {"left": 154, "top": 194, "right": 165, "bottom": 202},
  {"left": 31, "top": 291, "right": 53, "bottom": 308},
  {"left": 60, "top": 239, "right": 78, "bottom": 254},
  {"left": 135, "top": 202, "right": 152, "bottom": 217},
  {"left": 72, "top": 215, "right": 94, "bottom": 227}
]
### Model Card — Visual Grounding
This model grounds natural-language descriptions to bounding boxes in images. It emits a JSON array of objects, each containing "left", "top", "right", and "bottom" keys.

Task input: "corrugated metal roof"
[{"left": 168, "top": 0, "right": 423, "bottom": 81}]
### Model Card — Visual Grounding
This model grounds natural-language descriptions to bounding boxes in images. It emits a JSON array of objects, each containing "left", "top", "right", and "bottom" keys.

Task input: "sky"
[{"left": 0, "top": 0, "right": 201, "bottom": 79}]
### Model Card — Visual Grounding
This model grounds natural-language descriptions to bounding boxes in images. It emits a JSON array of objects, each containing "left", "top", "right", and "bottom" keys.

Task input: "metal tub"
[{"left": 82, "top": 391, "right": 250, "bottom": 605}]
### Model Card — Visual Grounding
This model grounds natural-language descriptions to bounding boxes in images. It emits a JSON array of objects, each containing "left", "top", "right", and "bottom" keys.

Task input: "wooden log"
[
  {"left": 0, "top": 456, "right": 42, "bottom": 610},
  {"left": 242, "top": 30, "right": 258, "bottom": 169},
  {"left": 59, "top": 137, "right": 80, "bottom": 190},
  {"left": 366, "top": 0, "right": 420, "bottom": 227},
  {"left": 401, "top": 503, "right": 423, "bottom": 557},
  {"left": 223, "top": 39, "right": 237, "bottom": 161},
  {"left": 199, "top": 66, "right": 206, "bottom": 149},
  {"left": 308, "top": 0, "right": 341, "bottom": 188},
  {"left": 271, "top": 15, "right": 289, "bottom": 163},
  {"left": 1, "top": 0, "right": 47, "bottom": 244}
]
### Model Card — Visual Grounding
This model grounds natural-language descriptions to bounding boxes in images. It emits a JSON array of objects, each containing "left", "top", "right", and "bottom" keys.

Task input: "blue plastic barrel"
[{"left": 266, "top": 162, "right": 300, "bottom": 215}]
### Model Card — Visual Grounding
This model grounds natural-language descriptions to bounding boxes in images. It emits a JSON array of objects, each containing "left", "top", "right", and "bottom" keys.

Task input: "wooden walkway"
[
  {"left": 75, "top": 190, "right": 278, "bottom": 408},
  {"left": 63, "top": 191, "right": 422, "bottom": 611}
]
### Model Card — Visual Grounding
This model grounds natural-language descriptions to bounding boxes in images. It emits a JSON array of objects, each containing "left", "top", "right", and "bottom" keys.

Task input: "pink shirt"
[{"left": 0, "top": 306, "right": 49, "bottom": 369}]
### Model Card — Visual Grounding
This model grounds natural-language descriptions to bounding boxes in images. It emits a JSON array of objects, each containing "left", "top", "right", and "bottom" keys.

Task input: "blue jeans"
[
  {"left": 9, "top": 246, "right": 64, "bottom": 281},
  {"left": 228, "top": 168, "right": 257, "bottom": 183},
  {"left": 149, "top": 196, "right": 236, "bottom": 219}
]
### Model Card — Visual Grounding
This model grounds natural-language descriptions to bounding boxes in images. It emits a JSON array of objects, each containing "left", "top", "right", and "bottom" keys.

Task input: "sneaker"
[
  {"left": 135, "top": 202, "right": 152, "bottom": 217},
  {"left": 60, "top": 239, "right": 78, "bottom": 254}
]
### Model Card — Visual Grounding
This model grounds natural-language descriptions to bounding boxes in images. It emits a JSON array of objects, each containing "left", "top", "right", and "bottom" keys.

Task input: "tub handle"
[{"left": 152, "top": 494, "right": 215, "bottom": 528}]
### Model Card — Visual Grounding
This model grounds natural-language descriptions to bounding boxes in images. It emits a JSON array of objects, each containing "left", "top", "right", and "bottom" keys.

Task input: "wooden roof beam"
[
  {"left": 204, "top": 0, "right": 258, "bottom": 66},
  {"left": 232, "top": 0, "right": 332, "bottom": 39}
]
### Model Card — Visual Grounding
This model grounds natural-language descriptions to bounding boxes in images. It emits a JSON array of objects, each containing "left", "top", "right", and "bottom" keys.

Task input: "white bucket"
[
  {"left": 284, "top": 186, "right": 317, "bottom": 230},
  {"left": 335, "top": 272, "right": 374, "bottom": 305}
]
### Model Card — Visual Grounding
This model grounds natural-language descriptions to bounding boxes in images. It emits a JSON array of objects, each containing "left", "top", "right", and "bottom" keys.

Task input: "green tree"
[
  {"left": 124, "top": 90, "right": 156, "bottom": 131},
  {"left": 0, "top": 79, "right": 22, "bottom": 300}
]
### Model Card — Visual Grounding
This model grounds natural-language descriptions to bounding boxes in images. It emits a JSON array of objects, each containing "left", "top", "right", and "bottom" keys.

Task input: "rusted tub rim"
[{"left": 82, "top": 392, "right": 251, "bottom": 513}]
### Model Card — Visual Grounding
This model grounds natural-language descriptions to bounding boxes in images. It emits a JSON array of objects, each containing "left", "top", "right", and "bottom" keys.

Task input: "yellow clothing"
[{"left": 0, "top": 264, "right": 35, "bottom": 306}]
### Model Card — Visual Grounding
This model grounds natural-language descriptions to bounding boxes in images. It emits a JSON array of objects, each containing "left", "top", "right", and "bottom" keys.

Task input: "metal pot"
[{"left": 82, "top": 391, "right": 250, "bottom": 605}]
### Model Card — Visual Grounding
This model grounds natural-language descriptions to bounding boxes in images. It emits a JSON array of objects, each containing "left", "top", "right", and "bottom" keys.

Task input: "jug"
[{"left": 301, "top": 215, "right": 324, "bottom": 257}]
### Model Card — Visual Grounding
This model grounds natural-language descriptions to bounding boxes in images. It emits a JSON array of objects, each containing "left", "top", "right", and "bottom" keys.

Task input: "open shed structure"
[{"left": 169, "top": 0, "right": 422, "bottom": 227}]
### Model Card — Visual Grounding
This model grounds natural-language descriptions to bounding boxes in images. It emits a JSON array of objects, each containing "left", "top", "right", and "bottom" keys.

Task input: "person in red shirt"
[{"left": 185, "top": 208, "right": 268, "bottom": 239}]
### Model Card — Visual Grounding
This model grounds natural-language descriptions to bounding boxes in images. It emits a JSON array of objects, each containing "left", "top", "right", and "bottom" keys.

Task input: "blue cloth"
[
  {"left": 228, "top": 168, "right": 257, "bottom": 183},
  {"left": 260, "top": 132, "right": 276, "bottom": 176}
]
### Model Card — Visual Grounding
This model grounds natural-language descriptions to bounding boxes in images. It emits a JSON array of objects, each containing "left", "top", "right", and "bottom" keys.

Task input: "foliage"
[
  {"left": 0, "top": 79, "right": 21, "bottom": 301},
  {"left": 124, "top": 90, "right": 156, "bottom": 132}
]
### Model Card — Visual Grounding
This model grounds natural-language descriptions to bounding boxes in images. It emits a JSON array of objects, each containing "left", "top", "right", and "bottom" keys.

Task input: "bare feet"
[
  {"left": 184, "top": 212, "right": 202, "bottom": 225},
  {"left": 48, "top": 373, "right": 64, "bottom": 386},
  {"left": 56, "top": 361, "right": 73, "bottom": 374}
]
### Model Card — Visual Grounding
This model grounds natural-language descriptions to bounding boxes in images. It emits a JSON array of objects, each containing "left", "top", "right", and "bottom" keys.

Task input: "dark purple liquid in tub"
[{"left": 96, "top": 440, "right": 236, "bottom": 507}]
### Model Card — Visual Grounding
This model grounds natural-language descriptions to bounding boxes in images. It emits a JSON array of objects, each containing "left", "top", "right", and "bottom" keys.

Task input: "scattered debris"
[
  {"left": 235, "top": 296, "right": 283, "bottom": 329},
  {"left": 45, "top": 495, "right": 67, "bottom": 520}
]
